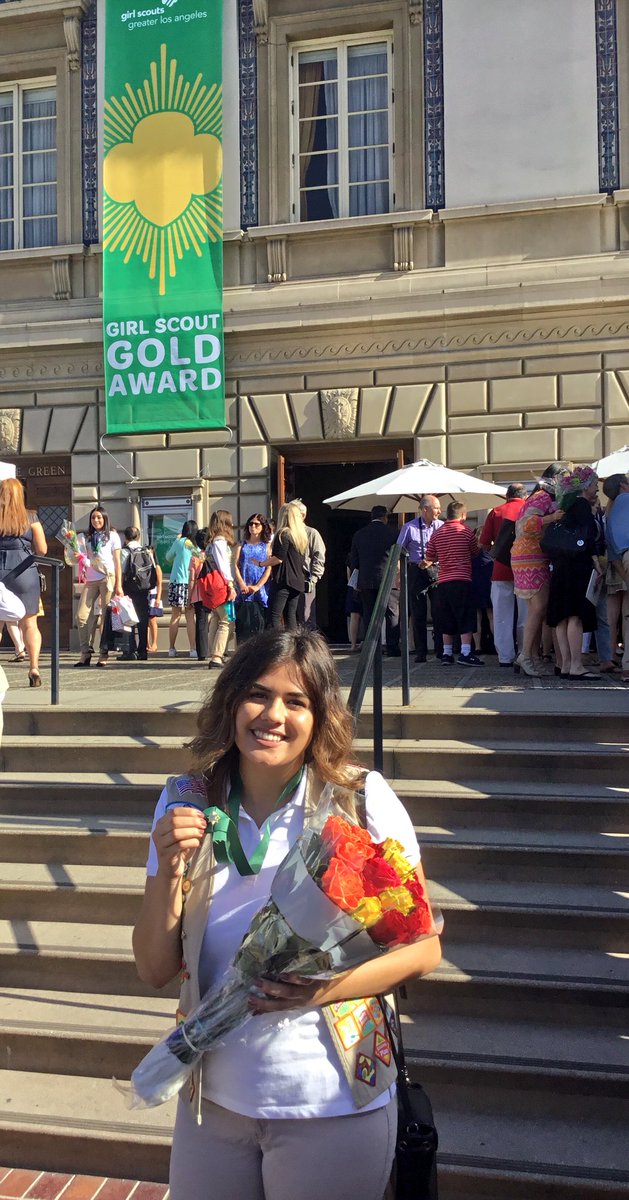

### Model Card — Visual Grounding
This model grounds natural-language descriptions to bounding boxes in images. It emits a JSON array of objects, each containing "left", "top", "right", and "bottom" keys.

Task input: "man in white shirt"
[{"left": 397, "top": 495, "right": 444, "bottom": 662}]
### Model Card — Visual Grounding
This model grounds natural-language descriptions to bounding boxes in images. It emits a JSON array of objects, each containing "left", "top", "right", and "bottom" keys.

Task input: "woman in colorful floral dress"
[{"left": 511, "top": 464, "right": 565, "bottom": 676}]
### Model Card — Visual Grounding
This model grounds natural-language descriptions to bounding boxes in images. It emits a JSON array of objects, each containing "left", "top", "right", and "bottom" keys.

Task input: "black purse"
[
  {"left": 381, "top": 992, "right": 439, "bottom": 1200},
  {"left": 540, "top": 522, "right": 590, "bottom": 560}
]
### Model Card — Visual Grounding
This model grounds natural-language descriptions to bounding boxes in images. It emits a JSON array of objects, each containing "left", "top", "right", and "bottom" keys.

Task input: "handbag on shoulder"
[
  {"left": 540, "top": 522, "right": 590, "bottom": 560},
  {"left": 381, "top": 992, "right": 439, "bottom": 1200}
]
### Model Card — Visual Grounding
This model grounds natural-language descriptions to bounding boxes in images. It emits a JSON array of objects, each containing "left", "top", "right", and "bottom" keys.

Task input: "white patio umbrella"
[
  {"left": 323, "top": 459, "right": 507, "bottom": 514},
  {"left": 592, "top": 445, "right": 629, "bottom": 478}
]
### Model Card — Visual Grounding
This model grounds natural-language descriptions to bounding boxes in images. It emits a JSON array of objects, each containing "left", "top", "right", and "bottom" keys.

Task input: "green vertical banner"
[{"left": 103, "top": 2, "right": 224, "bottom": 434}]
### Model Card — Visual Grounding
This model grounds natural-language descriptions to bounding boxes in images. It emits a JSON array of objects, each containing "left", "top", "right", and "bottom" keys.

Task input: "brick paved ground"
[{"left": 0, "top": 1172, "right": 168, "bottom": 1200}]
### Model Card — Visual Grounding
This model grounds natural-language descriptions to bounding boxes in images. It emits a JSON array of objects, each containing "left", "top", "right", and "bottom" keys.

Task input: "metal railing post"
[
  {"left": 50, "top": 562, "right": 60, "bottom": 705},
  {"left": 372, "top": 638, "right": 383, "bottom": 773},
  {"left": 399, "top": 550, "right": 410, "bottom": 707},
  {"left": 2, "top": 554, "right": 64, "bottom": 704}
]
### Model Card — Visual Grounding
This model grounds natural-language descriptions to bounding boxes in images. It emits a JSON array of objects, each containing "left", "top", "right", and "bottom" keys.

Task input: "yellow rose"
[
  {"left": 379, "top": 886, "right": 414, "bottom": 915},
  {"left": 380, "top": 838, "right": 414, "bottom": 882},
  {"left": 352, "top": 896, "right": 383, "bottom": 927}
]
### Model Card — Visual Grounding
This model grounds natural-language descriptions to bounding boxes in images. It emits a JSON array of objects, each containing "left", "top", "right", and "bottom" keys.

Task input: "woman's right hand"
[
  {"left": 543, "top": 510, "right": 564, "bottom": 525},
  {"left": 152, "top": 806, "right": 207, "bottom": 878}
]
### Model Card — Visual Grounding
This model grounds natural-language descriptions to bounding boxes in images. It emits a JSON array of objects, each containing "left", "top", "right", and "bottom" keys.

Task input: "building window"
[
  {"left": 0, "top": 81, "right": 57, "bottom": 251},
  {"left": 292, "top": 36, "right": 392, "bottom": 222}
]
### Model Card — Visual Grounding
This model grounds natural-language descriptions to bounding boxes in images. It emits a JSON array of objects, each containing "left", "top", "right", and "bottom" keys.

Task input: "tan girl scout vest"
[{"left": 169, "top": 766, "right": 398, "bottom": 1121}]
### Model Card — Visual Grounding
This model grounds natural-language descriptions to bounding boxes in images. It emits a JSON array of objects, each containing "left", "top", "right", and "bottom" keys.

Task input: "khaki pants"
[
  {"left": 169, "top": 1094, "right": 397, "bottom": 1200},
  {"left": 208, "top": 603, "right": 231, "bottom": 662},
  {"left": 76, "top": 575, "right": 114, "bottom": 656}
]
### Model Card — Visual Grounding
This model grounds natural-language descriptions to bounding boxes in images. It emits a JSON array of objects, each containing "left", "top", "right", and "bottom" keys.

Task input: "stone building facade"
[{"left": 1, "top": 0, "right": 629, "bottom": 639}]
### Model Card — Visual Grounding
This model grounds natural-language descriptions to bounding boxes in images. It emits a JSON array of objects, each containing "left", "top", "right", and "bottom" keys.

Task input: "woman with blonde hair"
[
  {"left": 0, "top": 478, "right": 47, "bottom": 686},
  {"left": 265, "top": 502, "right": 308, "bottom": 630},
  {"left": 133, "top": 628, "right": 441, "bottom": 1200},
  {"left": 204, "top": 509, "right": 237, "bottom": 670}
]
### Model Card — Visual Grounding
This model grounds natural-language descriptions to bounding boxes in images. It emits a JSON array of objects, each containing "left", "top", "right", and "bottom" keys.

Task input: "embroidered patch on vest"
[
  {"left": 374, "top": 1031, "right": 392, "bottom": 1066},
  {"left": 369, "top": 997, "right": 384, "bottom": 1024},
  {"left": 353, "top": 1000, "right": 376, "bottom": 1039},
  {"left": 334, "top": 1012, "right": 362, "bottom": 1051},
  {"left": 175, "top": 775, "right": 206, "bottom": 798},
  {"left": 355, "top": 1054, "right": 377, "bottom": 1086}
]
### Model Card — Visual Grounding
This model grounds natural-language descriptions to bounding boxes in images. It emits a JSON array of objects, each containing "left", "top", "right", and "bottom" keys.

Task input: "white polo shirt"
[{"left": 147, "top": 771, "right": 421, "bottom": 1119}]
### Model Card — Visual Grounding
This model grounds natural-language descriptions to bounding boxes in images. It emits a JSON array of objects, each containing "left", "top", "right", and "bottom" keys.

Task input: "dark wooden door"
[{"left": 10, "top": 456, "right": 73, "bottom": 649}]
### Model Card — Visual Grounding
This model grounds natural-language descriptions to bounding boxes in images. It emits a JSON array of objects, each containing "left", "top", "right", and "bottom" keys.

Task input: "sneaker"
[
  {"left": 458, "top": 653, "right": 484, "bottom": 666},
  {"left": 441, "top": 654, "right": 454, "bottom": 666},
  {"left": 168, "top": 648, "right": 177, "bottom": 658},
  {"left": 189, "top": 649, "right": 198, "bottom": 659}
]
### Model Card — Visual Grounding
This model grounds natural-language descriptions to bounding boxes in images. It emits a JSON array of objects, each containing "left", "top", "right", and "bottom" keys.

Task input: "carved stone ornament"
[
  {"left": 0, "top": 409, "right": 21, "bottom": 456},
  {"left": 393, "top": 225, "right": 414, "bottom": 272},
  {"left": 253, "top": 0, "right": 268, "bottom": 44},
  {"left": 63, "top": 13, "right": 82, "bottom": 70},
  {"left": 409, "top": 0, "right": 423, "bottom": 24},
  {"left": 52, "top": 257, "right": 72, "bottom": 301},
  {"left": 267, "top": 236, "right": 287, "bottom": 284},
  {"left": 320, "top": 389, "right": 359, "bottom": 440}
]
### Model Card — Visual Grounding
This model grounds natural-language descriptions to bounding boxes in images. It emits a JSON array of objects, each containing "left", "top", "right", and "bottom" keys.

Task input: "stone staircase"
[{"left": 0, "top": 703, "right": 628, "bottom": 1198}]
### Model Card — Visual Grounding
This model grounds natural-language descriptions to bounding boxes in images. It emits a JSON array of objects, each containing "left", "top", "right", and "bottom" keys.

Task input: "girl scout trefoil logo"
[{"left": 103, "top": 43, "right": 222, "bottom": 297}]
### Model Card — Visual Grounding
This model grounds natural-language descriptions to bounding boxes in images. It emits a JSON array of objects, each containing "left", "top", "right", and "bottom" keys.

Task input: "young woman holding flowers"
[
  {"left": 133, "top": 629, "right": 441, "bottom": 1200},
  {"left": 74, "top": 505, "right": 122, "bottom": 668}
]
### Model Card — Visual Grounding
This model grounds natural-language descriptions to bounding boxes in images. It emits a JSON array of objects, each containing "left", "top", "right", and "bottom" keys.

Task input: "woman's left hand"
[{"left": 248, "top": 973, "right": 327, "bottom": 1014}]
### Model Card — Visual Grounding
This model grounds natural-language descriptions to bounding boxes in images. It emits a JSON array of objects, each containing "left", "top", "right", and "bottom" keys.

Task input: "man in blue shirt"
[
  {"left": 602, "top": 473, "right": 629, "bottom": 681},
  {"left": 397, "top": 495, "right": 444, "bottom": 662}
]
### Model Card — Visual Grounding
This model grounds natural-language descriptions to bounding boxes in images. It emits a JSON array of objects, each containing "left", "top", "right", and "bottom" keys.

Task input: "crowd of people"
[
  {"left": 67, "top": 498, "right": 326, "bottom": 670},
  {"left": 0, "top": 461, "right": 627, "bottom": 684}
]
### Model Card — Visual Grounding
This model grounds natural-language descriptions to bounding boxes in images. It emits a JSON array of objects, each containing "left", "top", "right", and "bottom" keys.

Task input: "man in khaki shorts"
[{"left": 603, "top": 473, "right": 629, "bottom": 682}]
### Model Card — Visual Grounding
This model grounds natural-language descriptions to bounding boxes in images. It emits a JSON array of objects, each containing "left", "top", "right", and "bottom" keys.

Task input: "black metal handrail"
[
  {"left": 347, "top": 544, "right": 411, "bottom": 771},
  {"left": 4, "top": 554, "right": 64, "bottom": 704}
]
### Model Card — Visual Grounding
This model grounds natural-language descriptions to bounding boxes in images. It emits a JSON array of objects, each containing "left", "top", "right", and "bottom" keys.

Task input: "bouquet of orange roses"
[{"left": 127, "top": 788, "right": 440, "bottom": 1109}]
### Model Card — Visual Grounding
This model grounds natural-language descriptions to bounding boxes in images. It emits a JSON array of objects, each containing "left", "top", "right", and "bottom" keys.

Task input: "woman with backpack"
[
  {"left": 75, "top": 505, "right": 122, "bottom": 669},
  {"left": 0, "top": 478, "right": 47, "bottom": 687},
  {"left": 545, "top": 467, "right": 602, "bottom": 680},
  {"left": 204, "top": 510, "right": 237, "bottom": 670}
]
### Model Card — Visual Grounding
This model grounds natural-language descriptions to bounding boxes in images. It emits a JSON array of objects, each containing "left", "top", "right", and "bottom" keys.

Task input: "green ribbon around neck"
[{"left": 204, "top": 765, "right": 305, "bottom": 877}]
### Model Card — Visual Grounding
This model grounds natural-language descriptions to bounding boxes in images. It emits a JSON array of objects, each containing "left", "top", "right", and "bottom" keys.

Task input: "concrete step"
[
  {"left": 0, "top": 776, "right": 162, "bottom": 817},
  {"left": 2, "top": 859, "right": 627, "bottom": 949},
  {"left": 0, "top": 737, "right": 188, "bottom": 775},
  {"left": 353, "top": 738, "right": 629, "bottom": 784},
  {"left": 0, "top": 987, "right": 173, "bottom": 1078},
  {"left": 2, "top": 1067, "right": 628, "bottom": 1199},
  {"left": 2, "top": 734, "right": 627, "bottom": 781},
  {"left": 4, "top": 773, "right": 629, "bottom": 828},
  {"left": 2, "top": 916, "right": 628, "bottom": 1002},
  {"left": 7, "top": 703, "right": 629, "bottom": 746},
  {"left": 0, "top": 1069, "right": 174, "bottom": 1182},
  {"left": 0, "top": 919, "right": 176, "bottom": 998}
]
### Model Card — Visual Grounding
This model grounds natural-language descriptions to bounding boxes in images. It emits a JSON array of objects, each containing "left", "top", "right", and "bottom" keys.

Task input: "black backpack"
[
  {"left": 489, "top": 518, "right": 516, "bottom": 567},
  {"left": 124, "top": 546, "right": 157, "bottom": 593}
]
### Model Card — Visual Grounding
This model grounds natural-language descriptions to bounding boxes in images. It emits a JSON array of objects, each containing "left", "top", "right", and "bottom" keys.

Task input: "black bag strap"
[{"left": 380, "top": 990, "right": 416, "bottom": 1126}]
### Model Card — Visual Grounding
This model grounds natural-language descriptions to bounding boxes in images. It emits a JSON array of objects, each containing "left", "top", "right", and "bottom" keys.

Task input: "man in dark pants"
[
  {"left": 121, "top": 526, "right": 152, "bottom": 661},
  {"left": 397, "top": 495, "right": 444, "bottom": 661},
  {"left": 348, "top": 506, "right": 400, "bottom": 656}
]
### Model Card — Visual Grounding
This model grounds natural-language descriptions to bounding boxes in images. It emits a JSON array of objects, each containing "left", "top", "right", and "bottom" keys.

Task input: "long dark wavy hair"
[
  {"left": 85, "top": 505, "right": 111, "bottom": 549},
  {"left": 188, "top": 629, "right": 360, "bottom": 810},
  {"left": 243, "top": 513, "right": 272, "bottom": 544}
]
